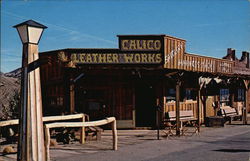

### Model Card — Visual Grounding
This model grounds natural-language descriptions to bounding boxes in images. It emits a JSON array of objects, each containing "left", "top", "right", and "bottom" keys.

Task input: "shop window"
[
  {"left": 220, "top": 89, "right": 229, "bottom": 105},
  {"left": 49, "top": 97, "right": 63, "bottom": 106},
  {"left": 166, "top": 88, "right": 176, "bottom": 102},
  {"left": 49, "top": 98, "right": 56, "bottom": 106},
  {"left": 57, "top": 97, "right": 64, "bottom": 106},
  {"left": 185, "top": 89, "right": 196, "bottom": 101},
  {"left": 237, "top": 89, "right": 245, "bottom": 101}
]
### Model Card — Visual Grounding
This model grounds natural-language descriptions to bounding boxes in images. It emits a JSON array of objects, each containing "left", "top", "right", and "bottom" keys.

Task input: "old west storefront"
[{"left": 39, "top": 35, "right": 250, "bottom": 128}]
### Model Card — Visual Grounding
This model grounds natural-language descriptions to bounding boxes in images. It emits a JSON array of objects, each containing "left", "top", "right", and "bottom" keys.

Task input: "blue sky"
[{"left": 1, "top": 0, "right": 250, "bottom": 73}]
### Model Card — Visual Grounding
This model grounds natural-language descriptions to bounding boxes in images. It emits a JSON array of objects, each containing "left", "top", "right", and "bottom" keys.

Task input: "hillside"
[
  {"left": 3, "top": 68, "right": 21, "bottom": 78},
  {"left": 0, "top": 69, "right": 21, "bottom": 120}
]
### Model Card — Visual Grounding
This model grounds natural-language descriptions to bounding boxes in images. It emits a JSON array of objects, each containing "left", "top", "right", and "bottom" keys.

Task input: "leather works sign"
[{"left": 58, "top": 52, "right": 163, "bottom": 64}]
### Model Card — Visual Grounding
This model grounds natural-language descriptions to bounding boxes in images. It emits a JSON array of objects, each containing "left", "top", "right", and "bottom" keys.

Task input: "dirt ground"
[{"left": 0, "top": 119, "right": 250, "bottom": 161}]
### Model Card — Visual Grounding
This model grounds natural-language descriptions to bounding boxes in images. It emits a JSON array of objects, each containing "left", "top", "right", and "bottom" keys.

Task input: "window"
[
  {"left": 237, "top": 89, "right": 245, "bottom": 101},
  {"left": 166, "top": 88, "right": 176, "bottom": 102},
  {"left": 49, "top": 96, "right": 63, "bottom": 106},
  {"left": 185, "top": 89, "right": 196, "bottom": 100},
  {"left": 220, "top": 89, "right": 229, "bottom": 102}
]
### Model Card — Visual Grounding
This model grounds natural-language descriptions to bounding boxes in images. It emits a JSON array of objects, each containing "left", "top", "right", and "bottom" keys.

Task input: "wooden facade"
[{"left": 39, "top": 34, "right": 250, "bottom": 128}]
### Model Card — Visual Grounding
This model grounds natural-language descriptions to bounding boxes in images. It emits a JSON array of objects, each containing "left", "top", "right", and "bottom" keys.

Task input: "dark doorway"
[{"left": 135, "top": 82, "right": 156, "bottom": 127}]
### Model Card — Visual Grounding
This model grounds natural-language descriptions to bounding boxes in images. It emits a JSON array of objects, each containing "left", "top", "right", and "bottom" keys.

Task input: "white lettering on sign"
[
  {"left": 219, "top": 62, "right": 231, "bottom": 73},
  {"left": 178, "top": 59, "right": 214, "bottom": 71},
  {"left": 177, "top": 58, "right": 232, "bottom": 73},
  {"left": 165, "top": 44, "right": 183, "bottom": 63}
]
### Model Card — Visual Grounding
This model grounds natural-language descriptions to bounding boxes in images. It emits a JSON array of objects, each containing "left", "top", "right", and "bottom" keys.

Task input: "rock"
[
  {"left": 0, "top": 72, "right": 20, "bottom": 120},
  {"left": 2, "top": 146, "right": 16, "bottom": 155},
  {"left": 7, "top": 127, "right": 15, "bottom": 137},
  {"left": 50, "top": 139, "right": 58, "bottom": 147}
]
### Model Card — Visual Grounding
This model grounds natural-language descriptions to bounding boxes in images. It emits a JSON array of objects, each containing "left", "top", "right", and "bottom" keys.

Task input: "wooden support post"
[
  {"left": 197, "top": 89, "right": 201, "bottom": 132},
  {"left": 202, "top": 95, "right": 207, "bottom": 123},
  {"left": 156, "top": 98, "right": 160, "bottom": 140},
  {"left": 176, "top": 81, "right": 181, "bottom": 136},
  {"left": 44, "top": 126, "right": 50, "bottom": 161},
  {"left": 243, "top": 80, "right": 249, "bottom": 125},
  {"left": 18, "top": 44, "right": 45, "bottom": 161},
  {"left": 80, "top": 115, "right": 85, "bottom": 144},
  {"left": 112, "top": 120, "right": 118, "bottom": 150},
  {"left": 69, "top": 82, "right": 75, "bottom": 114}
]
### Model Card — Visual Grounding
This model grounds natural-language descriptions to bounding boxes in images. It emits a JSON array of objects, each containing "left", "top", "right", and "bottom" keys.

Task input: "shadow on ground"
[{"left": 213, "top": 149, "right": 250, "bottom": 153}]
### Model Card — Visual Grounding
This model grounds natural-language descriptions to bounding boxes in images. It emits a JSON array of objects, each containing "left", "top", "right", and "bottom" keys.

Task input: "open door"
[{"left": 135, "top": 82, "right": 156, "bottom": 127}]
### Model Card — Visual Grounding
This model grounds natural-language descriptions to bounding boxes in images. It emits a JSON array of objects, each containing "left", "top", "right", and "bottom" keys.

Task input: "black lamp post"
[{"left": 14, "top": 20, "right": 47, "bottom": 161}]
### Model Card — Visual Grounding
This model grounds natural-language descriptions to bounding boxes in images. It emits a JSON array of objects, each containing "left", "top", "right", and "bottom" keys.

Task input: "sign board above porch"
[{"left": 52, "top": 34, "right": 249, "bottom": 77}]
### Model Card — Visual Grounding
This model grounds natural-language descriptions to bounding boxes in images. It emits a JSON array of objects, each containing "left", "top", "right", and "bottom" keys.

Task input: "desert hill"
[{"left": 0, "top": 68, "right": 21, "bottom": 120}]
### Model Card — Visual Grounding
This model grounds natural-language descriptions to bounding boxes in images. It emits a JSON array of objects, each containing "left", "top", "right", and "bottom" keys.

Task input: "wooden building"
[{"left": 39, "top": 34, "right": 250, "bottom": 128}]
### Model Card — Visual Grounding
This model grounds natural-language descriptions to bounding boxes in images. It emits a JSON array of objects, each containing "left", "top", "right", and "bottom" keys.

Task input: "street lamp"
[{"left": 14, "top": 20, "right": 47, "bottom": 161}]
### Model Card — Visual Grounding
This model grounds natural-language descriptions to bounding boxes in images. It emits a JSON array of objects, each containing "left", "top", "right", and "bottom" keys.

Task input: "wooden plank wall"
[
  {"left": 40, "top": 53, "right": 65, "bottom": 115},
  {"left": 164, "top": 36, "right": 185, "bottom": 69},
  {"left": 113, "top": 83, "right": 134, "bottom": 120}
]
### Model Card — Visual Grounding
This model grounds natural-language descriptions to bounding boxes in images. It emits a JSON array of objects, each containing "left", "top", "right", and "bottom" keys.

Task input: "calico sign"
[{"left": 121, "top": 39, "right": 162, "bottom": 51}]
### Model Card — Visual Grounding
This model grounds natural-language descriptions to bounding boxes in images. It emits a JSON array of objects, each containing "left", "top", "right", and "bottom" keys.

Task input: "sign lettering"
[
  {"left": 165, "top": 44, "right": 183, "bottom": 63},
  {"left": 121, "top": 39, "right": 161, "bottom": 51},
  {"left": 70, "top": 53, "right": 162, "bottom": 64}
]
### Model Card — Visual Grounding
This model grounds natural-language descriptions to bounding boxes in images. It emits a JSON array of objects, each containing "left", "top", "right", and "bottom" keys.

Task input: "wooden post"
[
  {"left": 44, "top": 126, "right": 50, "bottom": 161},
  {"left": 18, "top": 43, "right": 29, "bottom": 161},
  {"left": 18, "top": 44, "right": 45, "bottom": 161},
  {"left": 244, "top": 89, "right": 248, "bottom": 125},
  {"left": 80, "top": 115, "right": 85, "bottom": 144},
  {"left": 202, "top": 95, "right": 207, "bottom": 123},
  {"left": 176, "top": 80, "right": 181, "bottom": 136},
  {"left": 69, "top": 82, "right": 75, "bottom": 114},
  {"left": 112, "top": 120, "right": 118, "bottom": 150},
  {"left": 197, "top": 88, "right": 201, "bottom": 132},
  {"left": 243, "top": 80, "right": 249, "bottom": 125},
  {"left": 156, "top": 98, "right": 160, "bottom": 140}
]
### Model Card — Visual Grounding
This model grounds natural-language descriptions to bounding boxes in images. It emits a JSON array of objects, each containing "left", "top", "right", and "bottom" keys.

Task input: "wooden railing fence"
[{"left": 44, "top": 117, "right": 117, "bottom": 161}]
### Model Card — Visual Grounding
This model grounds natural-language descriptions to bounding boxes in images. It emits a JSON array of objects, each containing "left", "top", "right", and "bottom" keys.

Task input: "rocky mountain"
[
  {"left": 4, "top": 68, "right": 21, "bottom": 78},
  {"left": 0, "top": 69, "right": 21, "bottom": 120}
]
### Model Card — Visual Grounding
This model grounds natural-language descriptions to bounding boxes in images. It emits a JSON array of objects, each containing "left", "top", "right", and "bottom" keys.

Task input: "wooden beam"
[
  {"left": 0, "top": 113, "right": 86, "bottom": 127},
  {"left": 45, "top": 117, "right": 116, "bottom": 128},
  {"left": 43, "top": 113, "right": 85, "bottom": 122}
]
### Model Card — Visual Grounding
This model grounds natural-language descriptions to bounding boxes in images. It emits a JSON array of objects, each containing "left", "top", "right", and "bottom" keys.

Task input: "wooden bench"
[
  {"left": 220, "top": 106, "right": 242, "bottom": 124},
  {"left": 163, "top": 110, "right": 199, "bottom": 137}
]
